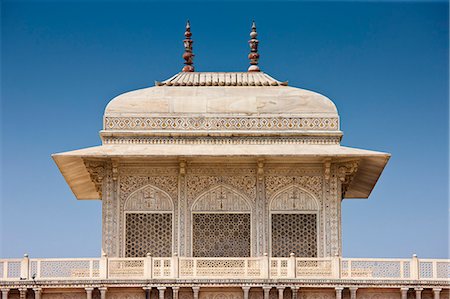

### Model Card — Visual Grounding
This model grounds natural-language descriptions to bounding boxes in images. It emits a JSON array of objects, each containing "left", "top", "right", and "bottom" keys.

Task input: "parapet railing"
[{"left": 0, "top": 255, "right": 448, "bottom": 281}]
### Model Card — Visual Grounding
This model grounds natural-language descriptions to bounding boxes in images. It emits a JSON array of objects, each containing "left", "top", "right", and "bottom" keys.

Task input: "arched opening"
[
  {"left": 270, "top": 185, "right": 319, "bottom": 257},
  {"left": 191, "top": 184, "right": 252, "bottom": 257},
  {"left": 124, "top": 184, "right": 173, "bottom": 257}
]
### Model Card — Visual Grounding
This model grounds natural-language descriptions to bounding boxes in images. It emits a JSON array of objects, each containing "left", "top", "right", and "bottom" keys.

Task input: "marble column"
[
  {"left": 263, "top": 287, "right": 272, "bottom": 299},
  {"left": 400, "top": 288, "right": 409, "bottom": 299},
  {"left": 19, "top": 288, "right": 27, "bottom": 299},
  {"left": 242, "top": 286, "right": 251, "bottom": 299},
  {"left": 433, "top": 288, "right": 441, "bottom": 299},
  {"left": 415, "top": 288, "right": 423, "bottom": 299},
  {"left": 173, "top": 287, "right": 180, "bottom": 299},
  {"left": 33, "top": 288, "right": 42, "bottom": 299},
  {"left": 277, "top": 287, "right": 285, "bottom": 299},
  {"left": 291, "top": 287, "right": 299, "bottom": 299},
  {"left": 349, "top": 287, "right": 357, "bottom": 299},
  {"left": 99, "top": 287, "right": 107, "bottom": 299},
  {"left": 335, "top": 287, "right": 343, "bottom": 299},
  {"left": 158, "top": 287, "right": 166, "bottom": 299},
  {"left": 192, "top": 287, "right": 200, "bottom": 299},
  {"left": 1, "top": 289, "right": 9, "bottom": 299},
  {"left": 143, "top": 287, "right": 152, "bottom": 299},
  {"left": 85, "top": 287, "right": 94, "bottom": 299}
]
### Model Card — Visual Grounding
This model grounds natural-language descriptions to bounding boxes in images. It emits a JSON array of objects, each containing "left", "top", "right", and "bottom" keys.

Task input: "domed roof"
[{"left": 104, "top": 72, "right": 338, "bottom": 120}]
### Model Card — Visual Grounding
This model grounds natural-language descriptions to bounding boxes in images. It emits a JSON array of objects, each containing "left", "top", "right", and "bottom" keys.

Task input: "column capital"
[
  {"left": 433, "top": 288, "right": 442, "bottom": 292},
  {"left": 99, "top": 287, "right": 108, "bottom": 291},
  {"left": 415, "top": 287, "right": 423, "bottom": 291},
  {"left": 263, "top": 286, "right": 273, "bottom": 290},
  {"left": 277, "top": 287, "right": 285, "bottom": 290},
  {"left": 158, "top": 287, "right": 167, "bottom": 290},
  {"left": 400, "top": 288, "right": 409, "bottom": 291},
  {"left": 85, "top": 287, "right": 95, "bottom": 291},
  {"left": 335, "top": 287, "right": 344, "bottom": 291},
  {"left": 349, "top": 287, "right": 358, "bottom": 291},
  {"left": 192, "top": 286, "right": 200, "bottom": 291},
  {"left": 1, "top": 289, "right": 10, "bottom": 292},
  {"left": 172, "top": 287, "right": 180, "bottom": 291},
  {"left": 242, "top": 286, "right": 251, "bottom": 291},
  {"left": 291, "top": 286, "right": 299, "bottom": 291}
]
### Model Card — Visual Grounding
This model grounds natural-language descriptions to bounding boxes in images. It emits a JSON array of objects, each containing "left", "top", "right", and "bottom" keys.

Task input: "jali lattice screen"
[
  {"left": 125, "top": 213, "right": 172, "bottom": 257},
  {"left": 271, "top": 213, "right": 317, "bottom": 257},
  {"left": 192, "top": 213, "right": 251, "bottom": 257}
]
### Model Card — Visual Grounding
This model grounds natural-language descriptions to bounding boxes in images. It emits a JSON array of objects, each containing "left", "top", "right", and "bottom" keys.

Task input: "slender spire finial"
[
  {"left": 182, "top": 20, "right": 195, "bottom": 72},
  {"left": 248, "top": 20, "right": 260, "bottom": 72}
]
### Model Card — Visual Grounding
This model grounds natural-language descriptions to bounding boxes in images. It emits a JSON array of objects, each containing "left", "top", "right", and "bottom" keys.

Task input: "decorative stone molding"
[
  {"left": 104, "top": 117, "right": 340, "bottom": 132},
  {"left": 102, "top": 136, "right": 341, "bottom": 145}
]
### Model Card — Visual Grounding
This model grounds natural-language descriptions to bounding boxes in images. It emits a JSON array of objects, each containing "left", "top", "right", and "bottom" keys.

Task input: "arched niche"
[
  {"left": 270, "top": 185, "right": 318, "bottom": 212},
  {"left": 192, "top": 184, "right": 251, "bottom": 212},
  {"left": 124, "top": 184, "right": 173, "bottom": 212}
]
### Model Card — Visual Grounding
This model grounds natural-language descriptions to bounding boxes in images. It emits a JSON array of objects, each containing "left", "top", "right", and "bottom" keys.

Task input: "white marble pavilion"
[{"left": 1, "top": 21, "right": 448, "bottom": 299}]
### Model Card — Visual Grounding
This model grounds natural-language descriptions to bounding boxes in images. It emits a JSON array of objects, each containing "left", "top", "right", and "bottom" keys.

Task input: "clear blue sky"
[{"left": 1, "top": 1, "right": 448, "bottom": 259}]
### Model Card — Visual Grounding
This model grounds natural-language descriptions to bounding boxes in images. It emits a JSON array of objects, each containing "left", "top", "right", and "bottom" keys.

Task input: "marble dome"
[{"left": 104, "top": 72, "right": 338, "bottom": 122}]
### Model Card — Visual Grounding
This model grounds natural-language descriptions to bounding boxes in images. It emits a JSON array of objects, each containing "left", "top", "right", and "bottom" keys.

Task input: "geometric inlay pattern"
[
  {"left": 104, "top": 116, "right": 339, "bottom": 131},
  {"left": 125, "top": 213, "right": 172, "bottom": 257},
  {"left": 193, "top": 213, "right": 251, "bottom": 257},
  {"left": 271, "top": 214, "right": 317, "bottom": 257}
]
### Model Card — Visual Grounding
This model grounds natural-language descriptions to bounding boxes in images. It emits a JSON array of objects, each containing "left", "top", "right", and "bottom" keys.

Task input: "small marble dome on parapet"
[{"left": 104, "top": 72, "right": 338, "bottom": 120}]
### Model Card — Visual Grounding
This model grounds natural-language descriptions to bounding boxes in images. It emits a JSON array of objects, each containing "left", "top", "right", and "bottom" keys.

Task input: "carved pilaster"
[
  {"left": 349, "top": 287, "right": 357, "bottom": 299},
  {"left": 263, "top": 287, "right": 272, "bottom": 299},
  {"left": 102, "top": 162, "right": 118, "bottom": 257},
  {"left": 335, "top": 287, "right": 343, "bottom": 299},
  {"left": 257, "top": 160, "right": 266, "bottom": 255},
  {"left": 179, "top": 161, "right": 187, "bottom": 256},
  {"left": 323, "top": 164, "right": 340, "bottom": 256}
]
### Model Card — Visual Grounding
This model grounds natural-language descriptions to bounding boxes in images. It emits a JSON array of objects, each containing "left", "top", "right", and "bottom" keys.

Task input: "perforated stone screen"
[
  {"left": 271, "top": 213, "right": 317, "bottom": 257},
  {"left": 192, "top": 213, "right": 251, "bottom": 257},
  {"left": 125, "top": 213, "right": 172, "bottom": 257}
]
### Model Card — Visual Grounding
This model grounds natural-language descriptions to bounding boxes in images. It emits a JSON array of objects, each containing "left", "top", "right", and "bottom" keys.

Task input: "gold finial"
[{"left": 182, "top": 20, "right": 195, "bottom": 72}]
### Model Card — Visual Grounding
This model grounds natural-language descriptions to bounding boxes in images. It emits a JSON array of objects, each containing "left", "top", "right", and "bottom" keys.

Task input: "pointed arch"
[
  {"left": 124, "top": 184, "right": 173, "bottom": 212},
  {"left": 192, "top": 184, "right": 251, "bottom": 212},
  {"left": 269, "top": 184, "right": 319, "bottom": 212}
]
